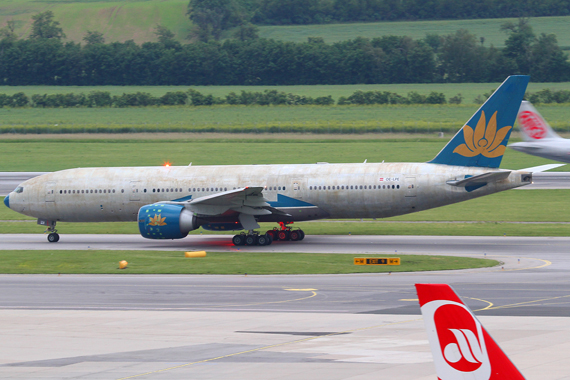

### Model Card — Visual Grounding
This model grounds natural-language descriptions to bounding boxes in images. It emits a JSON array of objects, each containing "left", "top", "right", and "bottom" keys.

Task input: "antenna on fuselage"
[{"left": 363, "top": 159, "right": 367, "bottom": 163}]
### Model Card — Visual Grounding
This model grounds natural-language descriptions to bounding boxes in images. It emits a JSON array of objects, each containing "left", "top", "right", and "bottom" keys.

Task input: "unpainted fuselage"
[{"left": 6, "top": 162, "right": 530, "bottom": 225}]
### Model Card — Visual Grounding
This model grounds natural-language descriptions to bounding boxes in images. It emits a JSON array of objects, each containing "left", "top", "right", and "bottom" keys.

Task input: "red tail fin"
[{"left": 416, "top": 284, "right": 526, "bottom": 380}]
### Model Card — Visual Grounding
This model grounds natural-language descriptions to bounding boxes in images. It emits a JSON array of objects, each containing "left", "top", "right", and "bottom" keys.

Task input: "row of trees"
[
  {"left": 0, "top": 13, "right": 568, "bottom": 85},
  {"left": 0, "top": 89, "right": 451, "bottom": 108},
  {"left": 3, "top": 87, "right": 570, "bottom": 108}
]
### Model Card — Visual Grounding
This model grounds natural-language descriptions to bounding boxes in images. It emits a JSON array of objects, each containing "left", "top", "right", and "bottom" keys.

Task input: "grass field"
[
  {"left": 0, "top": 250, "right": 498, "bottom": 274},
  {"left": 2, "top": 102, "right": 570, "bottom": 135},
  {"left": 0, "top": 0, "right": 190, "bottom": 44},
  {"left": 2, "top": 83, "right": 570, "bottom": 135},
  {"left": 2, "top": 1, "right": 569, "bottom": 48},
  {"left": 0, "top": 139, "right": 564, "bottom": 171},
  {"left": 258, "top": 16, "right": 570, "bottom": 48}
]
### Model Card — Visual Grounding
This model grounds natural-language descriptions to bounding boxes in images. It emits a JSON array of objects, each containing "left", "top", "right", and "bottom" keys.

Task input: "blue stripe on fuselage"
[{"left": 268, "top": 194, "right": 315, "bottom": 208}]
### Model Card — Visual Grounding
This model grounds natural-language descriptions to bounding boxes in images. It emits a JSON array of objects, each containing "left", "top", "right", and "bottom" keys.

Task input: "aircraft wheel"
[
  {"left": 232, "top": 234, "right": 246, "bottom": 246},
  {"left": 245, "top": 235, "right": 257, "bottom": 246},
  {"left": 47, "top": 233, "right": 59, "bottom": 243},
  {"left": 277, "top": 230, "right": 290, "bottom": 241},
  {"left": 265, "top": 233, "right": 273, "bottom": 245},
  {"left": 298, "top": 230, "right": 305, "bottom": 240},
  {"left": 257, "top": 234, "right": 269, "bottom": 246},
  {"left": 289, "top": 230, "right": 301, "bottom": 241},
  {"left": 265, "top": 230, "right": 276, "bottom": 240}
]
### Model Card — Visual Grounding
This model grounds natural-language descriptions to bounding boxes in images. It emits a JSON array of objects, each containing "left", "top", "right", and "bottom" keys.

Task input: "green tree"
[
  {"left": 187, "top": 0, "right": 246, "bottom": 41},
  {"left": 154, "top": 25, "right": 176, "bottom": 45},
  {"left": 29, "top": 11, "right": 66, "bottom": 40},
  {"left": 501, "top": 18, "right": 535, "bottom": 73},
  {"left": 0, "top": 20, "right": 17, "bottom": 43},
  {"left": 438, "top": 29, "right": 486, "bottom": 82},
  {"left": 529, "top": 33, "right": 570, "bottom": 82},
  {"left": 83, "top": 31, "right": 105, "bottom": 45},
  {"left": 233, "top": 22, "right": 258, "bottom": 41}
]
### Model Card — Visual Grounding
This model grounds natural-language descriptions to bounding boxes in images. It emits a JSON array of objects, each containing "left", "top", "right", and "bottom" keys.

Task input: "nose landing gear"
[{"left": 42, "top": 220, "right": 59, "bottom": 243}]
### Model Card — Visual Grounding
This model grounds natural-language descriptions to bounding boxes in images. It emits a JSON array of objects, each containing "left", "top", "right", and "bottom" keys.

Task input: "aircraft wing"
[
  {"left": 447, "top": 171, "right": 511, "bottom": 187},
  {"left": 161, "top": 186, "right": 290, "bottom": 218}
]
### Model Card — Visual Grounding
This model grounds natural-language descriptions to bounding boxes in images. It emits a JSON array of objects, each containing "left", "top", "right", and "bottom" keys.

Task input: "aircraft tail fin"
[
  {"left": 429, "top": 75, "right": 529, "bottom": 168},
  {"left": 518, "top": 100, "right": 562, "bottom": 141},
  {"left": 416, "top": 284, "right": 526, "bottom": 380}
]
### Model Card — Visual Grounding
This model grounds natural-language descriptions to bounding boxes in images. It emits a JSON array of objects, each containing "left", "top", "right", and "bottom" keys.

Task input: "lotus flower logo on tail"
[
  {"left": 428, "top": 75, "right": 528, "bottom": 168},
  {"left": 453, "top": 111, "right": 511, "bottom": 158}
]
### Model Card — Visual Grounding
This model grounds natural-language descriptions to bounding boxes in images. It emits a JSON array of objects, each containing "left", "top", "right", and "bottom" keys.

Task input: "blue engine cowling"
[{"left": 138, "top": 204, "right": 198, "bottom": 239}]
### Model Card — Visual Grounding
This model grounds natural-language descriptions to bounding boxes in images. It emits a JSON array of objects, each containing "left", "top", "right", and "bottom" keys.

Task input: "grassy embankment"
[
  {"left": 0, "top": 250, "right": 498, "bottom": 274},
  {"left": 2, "top": 0, "right": 570, "bottom": 47},
  {"left": 2, "top": 85, "right": 570, "bottom": 134},
  {"left": 1, "top": 139, "right": 569, "bottom": 237}
]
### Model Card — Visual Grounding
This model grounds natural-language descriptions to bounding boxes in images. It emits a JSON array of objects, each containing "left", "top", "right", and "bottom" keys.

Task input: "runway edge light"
[
  {"left": 119, "top": 260, "right": 128, "bottom": 269},
  {"left": 185, "top": 251, "right": 207, "bottom": 258}
]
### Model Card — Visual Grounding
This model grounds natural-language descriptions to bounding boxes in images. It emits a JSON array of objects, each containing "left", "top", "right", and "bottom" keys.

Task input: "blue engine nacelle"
[{"left": 138, "top": 204, "right": 199, "bottom": 239}]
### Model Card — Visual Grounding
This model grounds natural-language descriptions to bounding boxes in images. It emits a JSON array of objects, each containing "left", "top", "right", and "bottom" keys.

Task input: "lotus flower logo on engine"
[{"left": 148, "top": 214, "right": 167, "bottom": 226}]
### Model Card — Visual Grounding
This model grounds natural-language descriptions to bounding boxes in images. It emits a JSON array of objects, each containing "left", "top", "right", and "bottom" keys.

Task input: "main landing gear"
[
  {"left": 266, "top": 221, "right": 305, "bottom": 242},
  {"left": 232, "top": 231, "right": 273, "bottom": 246},
  {"left": 231, "top": 223, "right": 306, "bottom": 246}
]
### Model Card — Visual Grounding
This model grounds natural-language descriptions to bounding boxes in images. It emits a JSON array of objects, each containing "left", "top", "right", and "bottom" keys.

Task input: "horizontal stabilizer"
[
  {"left": 519, "top": 164, "right": 565, "bottom": 173},
  {"left": 447, "top": 171, "right": 511, "bottom": 187}
]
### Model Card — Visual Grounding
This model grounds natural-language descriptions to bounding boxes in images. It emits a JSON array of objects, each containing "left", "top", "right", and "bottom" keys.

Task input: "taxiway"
[{"left": 0, "top": 234, "right": 569, "bottom": 379}]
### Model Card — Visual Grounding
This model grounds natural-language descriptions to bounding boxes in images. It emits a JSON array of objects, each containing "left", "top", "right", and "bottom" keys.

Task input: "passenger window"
[
  {"left": 283, "top": 186, "right": 286, "bottom": 190},
  {"left": 397, "top": 185, "right": 400, "bottom": 189}
]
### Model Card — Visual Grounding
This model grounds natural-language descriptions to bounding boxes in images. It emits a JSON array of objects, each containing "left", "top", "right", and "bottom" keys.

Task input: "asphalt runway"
[
  {"left": 1, "top": 171, "right": 570, "bottom": 195},
  {"left": 1, "top": 234, "right": 569, "bottom": 379}
]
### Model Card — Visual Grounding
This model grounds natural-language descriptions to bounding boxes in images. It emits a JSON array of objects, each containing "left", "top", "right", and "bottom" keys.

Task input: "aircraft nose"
[{"left": 3, "top": 194, "right": 9, "bottom": 209}]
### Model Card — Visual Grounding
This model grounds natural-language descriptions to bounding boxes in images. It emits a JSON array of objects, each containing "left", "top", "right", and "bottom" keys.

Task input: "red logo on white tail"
[
  {"left": 519, "top": 110, "right": 547, "bottom": 139},
  {"left": 422, "top": 300, "right": 491, "bottom": 379}
]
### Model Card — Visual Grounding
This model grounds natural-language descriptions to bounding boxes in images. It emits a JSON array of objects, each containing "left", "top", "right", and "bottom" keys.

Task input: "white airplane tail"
[
  {"left": 518, "top": 101, "right": 561, "bottom": 141},
  {"left": 416, "top": 284, "right": 526, "bottom": 380}
]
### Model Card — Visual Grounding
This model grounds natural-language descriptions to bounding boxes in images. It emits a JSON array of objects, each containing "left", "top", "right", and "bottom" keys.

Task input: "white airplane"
[
  {"left": 3, "top": 76, "right": 554, "bottom": 246},
  {"left": 509, "top": 100, "right": 570, "bottom": 162},
  {"left": 417, "top": 283, "right": 526, "bottom": 379}
]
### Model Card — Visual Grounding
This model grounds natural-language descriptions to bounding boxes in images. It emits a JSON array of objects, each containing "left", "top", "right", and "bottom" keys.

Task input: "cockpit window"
[{"left": 14, "top": 186, "right": 24, "bottom": 193}]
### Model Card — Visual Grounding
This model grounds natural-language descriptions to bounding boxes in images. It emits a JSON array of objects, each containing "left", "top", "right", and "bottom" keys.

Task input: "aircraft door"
[
  {"left": 291, "top": 178, "right": 307, "bottom": 199},
  {"left": 45, "top": 181, "right": 55, "bottom": 202},
  {"left": 405, "top": 177, "right": 417, "bottom": 197},
  {"left": 129, "top": 181, "right": 141, "bottom": 201}
]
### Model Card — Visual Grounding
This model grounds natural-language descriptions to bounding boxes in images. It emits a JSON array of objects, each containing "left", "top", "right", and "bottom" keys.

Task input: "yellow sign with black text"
[{"left": 354, "top": 258, "right": 400, "bottom": 265}]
